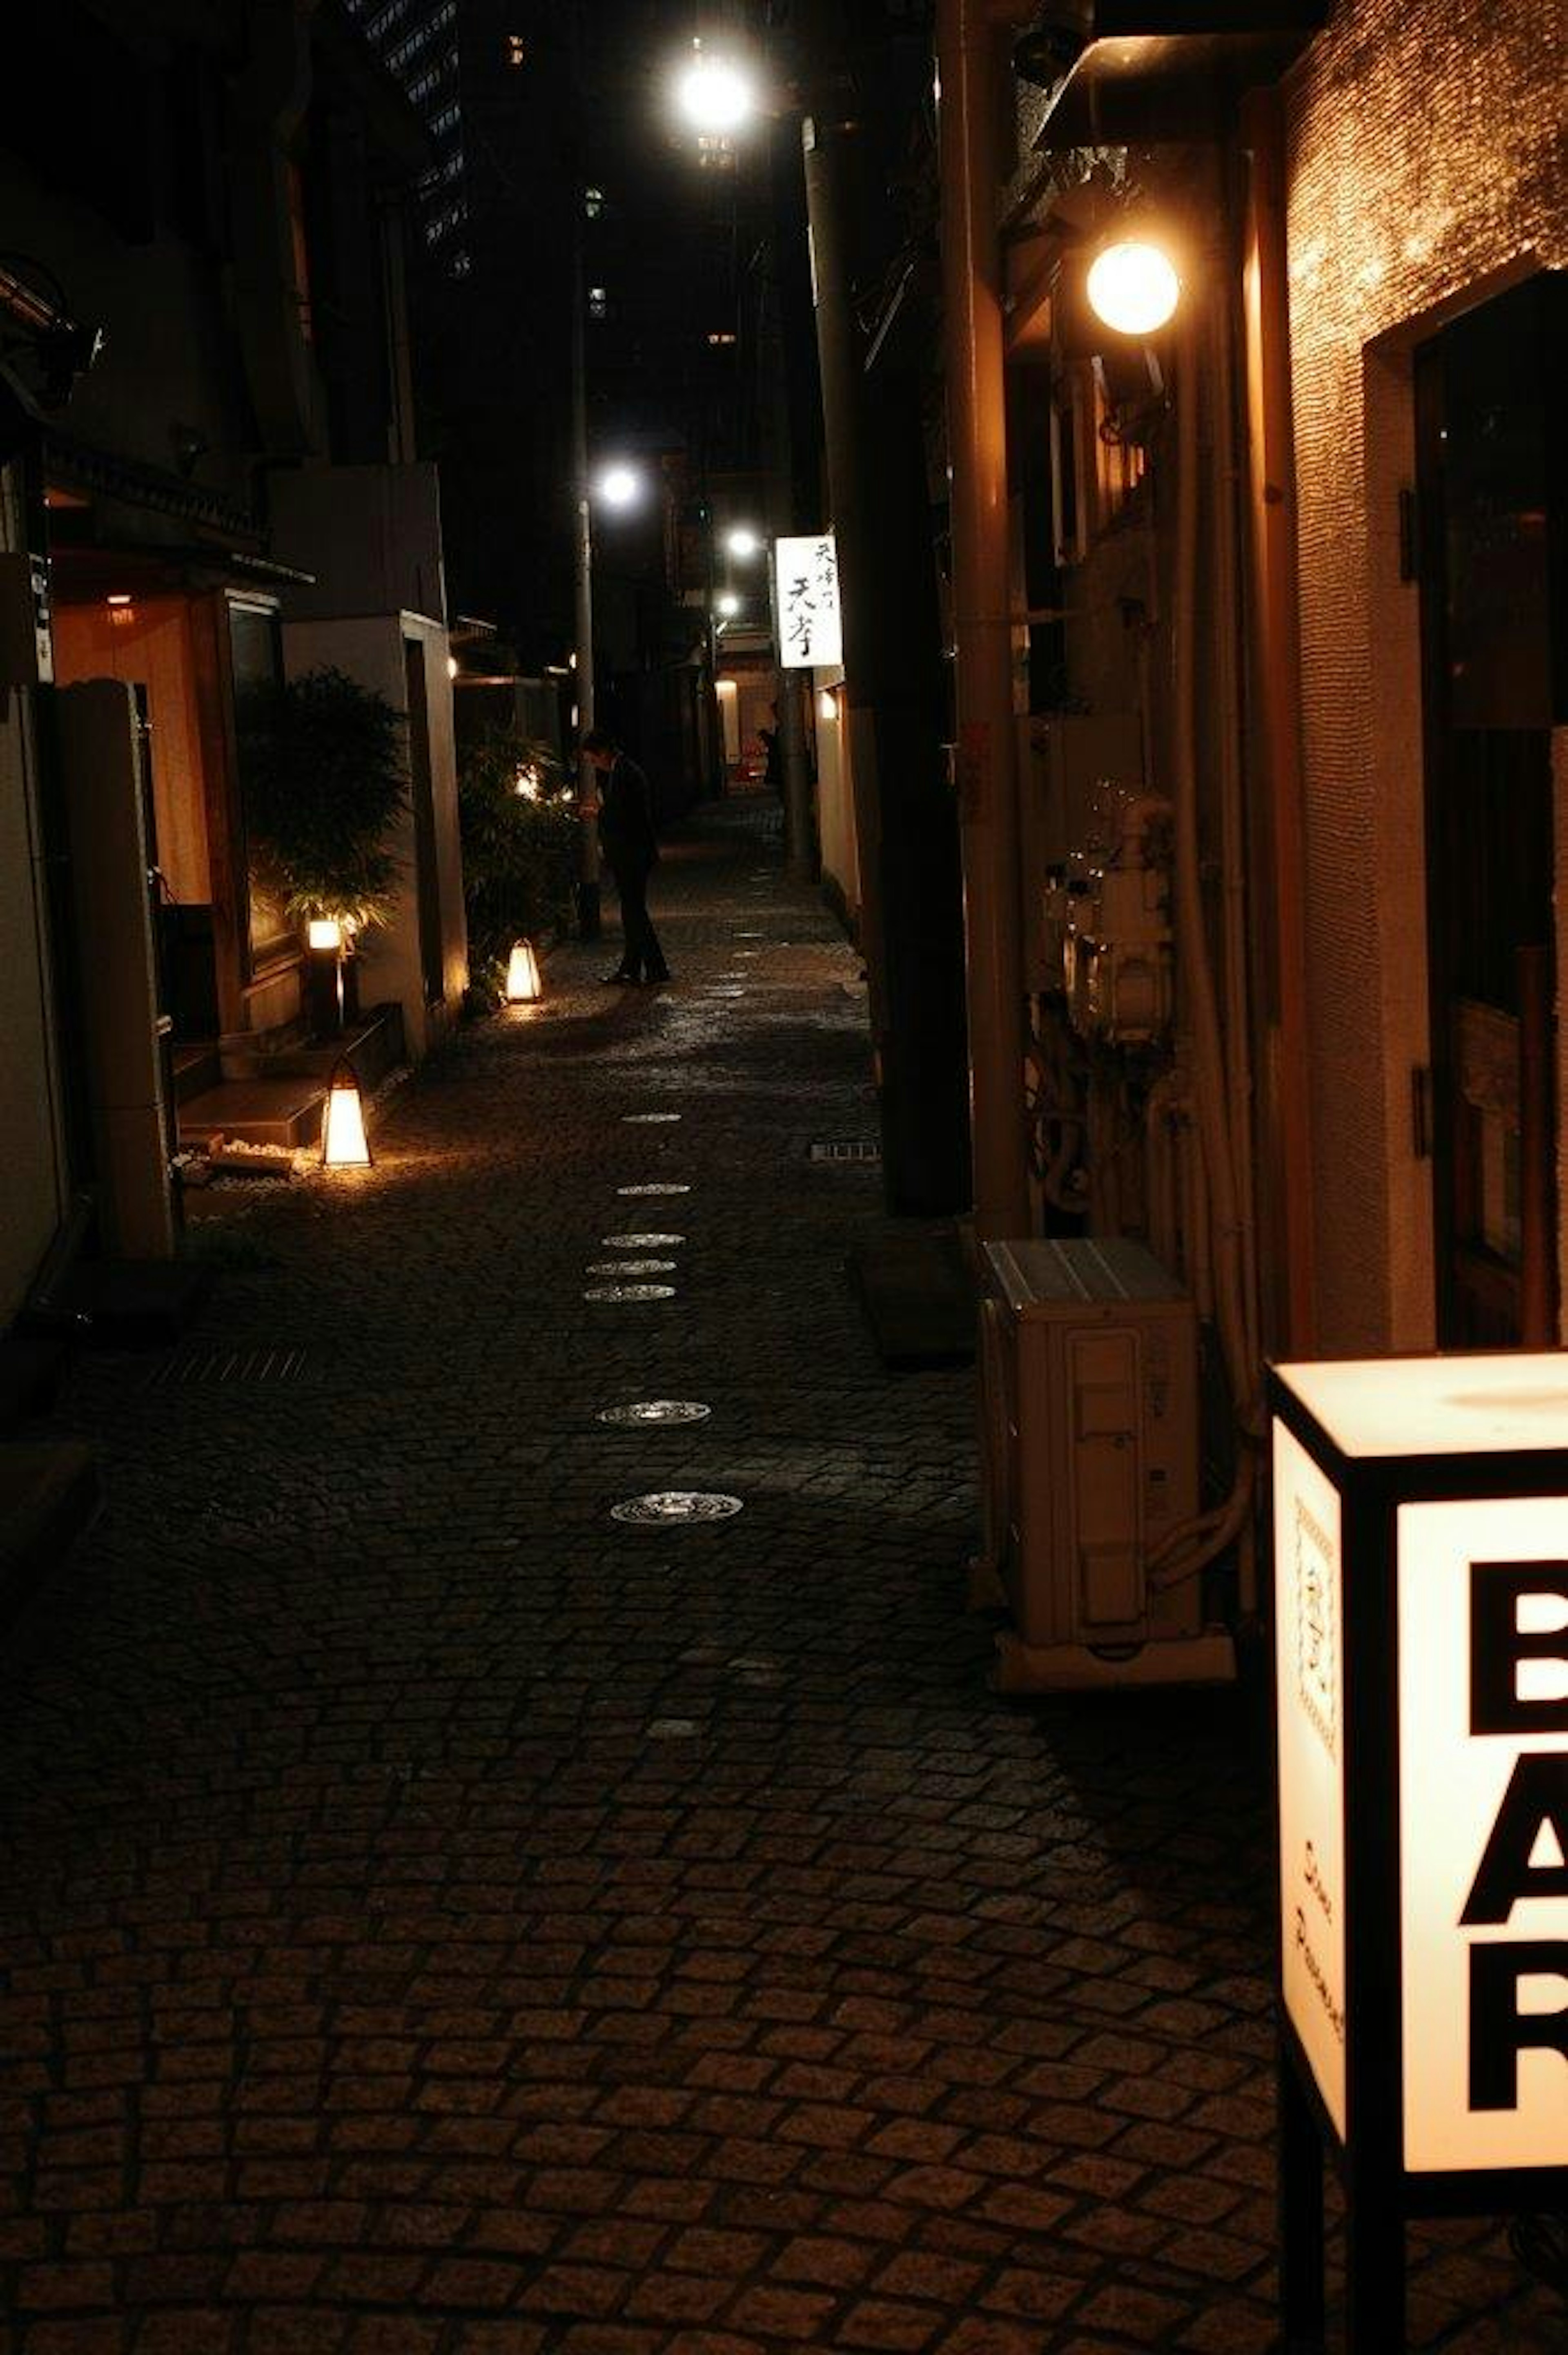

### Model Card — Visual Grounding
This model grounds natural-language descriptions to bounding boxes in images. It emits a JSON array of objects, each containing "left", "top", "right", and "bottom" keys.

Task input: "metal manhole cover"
[
  {"left": 586, "top": 1258, "right": 676, "bottom": 1276},
  {"left": 584, "top": 1282, "right": 677, "bottom": 1302},
  {"left": 705, "top": 987, "right": 745, "bottom": 998},
  {"left": 143, "top": 1346, "right": 312, "bottom": 1390},
  {"left": 617, "top": 1183, "right": 691, "bottom": 1197},
  {"left": 611, "top": 1490, "right": 743, "bottom": 1524},
  {"left": 807, "top": 1140, "right": 882, "bottom": 1164},
  {"left": 734, "top": 930, "right": 763, "bottom": 939},
  {"left": 602, "top": 1233, "right": 684, "bottom": 1248},
  {"left": 599, "top": 1400, "right": 712, "bottom": 1426},
  {"left": 623, "top": 1112, "right": 682, "bottom": 1124}
]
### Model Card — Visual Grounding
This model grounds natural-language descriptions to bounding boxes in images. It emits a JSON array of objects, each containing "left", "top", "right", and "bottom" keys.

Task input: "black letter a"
[{"left": 1461, "top": 1755, "right": 1568, "bottom": 1924}]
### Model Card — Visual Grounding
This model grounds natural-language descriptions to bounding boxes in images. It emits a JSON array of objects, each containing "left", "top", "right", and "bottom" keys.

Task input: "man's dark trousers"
[{"left": 608, "top": 854, "right": 667, "bottom": 981}]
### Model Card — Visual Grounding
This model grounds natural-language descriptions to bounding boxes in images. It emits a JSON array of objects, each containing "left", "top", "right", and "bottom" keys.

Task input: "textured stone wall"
[{"left": 1283, "top": 0, "right": 1568, "bottom": 1347}]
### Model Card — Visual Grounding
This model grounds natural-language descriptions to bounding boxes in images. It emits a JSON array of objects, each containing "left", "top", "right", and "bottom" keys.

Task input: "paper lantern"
[
  {"left": 506, "top": 939, "right": 542, "bottom": 1004},
  {"left": 319, "top": 1058, "right": 371, "bottom": 1169}
]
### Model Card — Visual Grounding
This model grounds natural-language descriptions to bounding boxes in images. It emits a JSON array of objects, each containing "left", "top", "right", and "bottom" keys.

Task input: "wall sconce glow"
[
  {"left": 307, "top": 917, "right": 344, "bottom": 952},
  {"left": 1087, "top": 239, "right": 1181, "bottom": 337},
  {"left": 597, "top": 463, "right": 643, "bottom": 510},
  {"left": 320, "top": 1059, "right": 372, "bottom": 1169},
  {"left": 676, "top": 51, "right": 754, "bottom": 135},
  {"left": 715, "top": 591, "right": 741, "bottom": 619},
  {"left": 506, "top": 938, "right": 543, "bottom": 1004},
  {"left": 819, "top": 689, "right": 837, "bottom": 723},
  {"left": 725, "top": 526, "right": 761, "bottom": 560},
  {"left": 447, "top": 654, "right": 459, "bottom": 680},
  {"left": 107, "top": 593, "right": 132, "bottom": 607}
]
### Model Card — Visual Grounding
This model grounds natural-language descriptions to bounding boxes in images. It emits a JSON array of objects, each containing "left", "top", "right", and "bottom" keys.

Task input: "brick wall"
[{"left": 1283, "top": 0, "right": 1568, "bottom": 1347}]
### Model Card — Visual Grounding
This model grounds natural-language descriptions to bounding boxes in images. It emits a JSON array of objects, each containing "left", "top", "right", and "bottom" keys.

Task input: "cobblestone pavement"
[{"left": 1, "top": 801, "right": 1561, "bottom": 2355}]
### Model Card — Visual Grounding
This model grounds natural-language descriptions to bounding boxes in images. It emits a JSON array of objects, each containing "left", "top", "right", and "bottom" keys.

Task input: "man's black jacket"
[{"left": 597, "top": 755, "right": 658, "bottom": 873}]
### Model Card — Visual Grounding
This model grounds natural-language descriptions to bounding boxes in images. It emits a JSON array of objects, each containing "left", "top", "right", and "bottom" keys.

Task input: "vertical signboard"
[
  {"left": 774, "top": 533, "right": 842, "bottom": 670},
  {"left": 1397, "top": 1497, "right": 1568, "bottom": 2172},
  {"left": 1274, "top": 1418, "right": 1348, "bottom": 2139}
]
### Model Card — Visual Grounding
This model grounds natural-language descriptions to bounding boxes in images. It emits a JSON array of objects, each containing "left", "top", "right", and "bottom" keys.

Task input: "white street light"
[
  {"left": 676, "top": 51, "right": 755, "bottom": 136},
  {"left": 725, "top": 525, "right": 762, "bottom": 560},
  {"left": 1086, "top": 239, "right": 1182, "bottom": 337},
  {"left": 715, "top": 591, "right": 742, "bottom": 619},
  {"left": 596, "top": 462, "right": 644, "bottom": 510}
]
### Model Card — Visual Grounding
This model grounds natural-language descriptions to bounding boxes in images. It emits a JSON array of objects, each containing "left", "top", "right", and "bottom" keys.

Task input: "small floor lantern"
[
  {"left": 320, "top": 1057, "right": 372, "bottom": 1168},
  {"left": 506, "top": 938, "right": 543, "bottom": 1004}
]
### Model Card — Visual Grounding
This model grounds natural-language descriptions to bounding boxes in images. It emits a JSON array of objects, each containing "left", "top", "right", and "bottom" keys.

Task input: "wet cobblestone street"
[{"left": 1, "top": 802, "right": 1559, "bottom": 2354}]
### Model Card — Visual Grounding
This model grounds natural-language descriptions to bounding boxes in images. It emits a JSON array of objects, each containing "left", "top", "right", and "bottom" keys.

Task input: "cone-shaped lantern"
[
  {"left": 320, "top": 1057, "right": 372, "bottom": 1168},
  {"left": 506, "top": 938, "right": 543, "bottom": 1004}
]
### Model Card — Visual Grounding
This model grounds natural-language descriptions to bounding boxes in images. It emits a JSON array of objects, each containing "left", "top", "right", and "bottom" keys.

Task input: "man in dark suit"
[{"left": 581, "top": 729, "right": 670, "bottom": 985}]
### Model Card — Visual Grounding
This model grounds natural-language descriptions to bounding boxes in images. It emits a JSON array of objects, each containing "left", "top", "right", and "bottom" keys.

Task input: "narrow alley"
[{"left": 0, "top": 807, "right": 1555, "bottom": 2355}]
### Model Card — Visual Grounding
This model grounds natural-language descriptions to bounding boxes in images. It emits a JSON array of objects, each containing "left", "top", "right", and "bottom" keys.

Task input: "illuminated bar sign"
[
  {"left": 1270, "top": 1355, "right": 1568, "bottom": 2348},
  {"left": 774, "top": 532, "right": 841, "bottom": 669}
]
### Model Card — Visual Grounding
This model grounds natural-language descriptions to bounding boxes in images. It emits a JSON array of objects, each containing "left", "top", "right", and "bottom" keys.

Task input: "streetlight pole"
[
  {"left": 569, "top": 0, "right": 599, "bottom": 937},
  {"left": 570, "top": 260, "right": 600, "bottom": 939}
]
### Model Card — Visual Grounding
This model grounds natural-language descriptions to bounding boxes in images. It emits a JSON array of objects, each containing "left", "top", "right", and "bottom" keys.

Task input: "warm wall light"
[
  {"left": 1086, "top": 239, "right": 1181, "bottom": 337},
  {"left": 320, "top": 1058, "right": 371, "bottom": 1168},
  {"left": 447, "top": 654, "right": 459, "bottom": 680},
  {"left": 725, "top": 526, "right": 760, "bottom": 559},
  {"left": 506, "top": 938, "right": 543, "bottom": 1004},
  {"left": 819, "top": 689, "right": 837, "bottom": 723}
]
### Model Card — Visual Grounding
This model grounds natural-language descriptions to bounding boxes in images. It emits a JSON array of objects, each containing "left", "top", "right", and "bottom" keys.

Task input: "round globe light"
[
  {"left": 1086, "top": 239, "right": 1181, "bottom": 337},
  {"left": 715, "top": 591, "right": 741, "bottom": 618},
  {"left": 725, "top": 526, "right": 761, "bottom": 560},
  {"left": 677, "top": 55, "right": 753, "bottom": 136},
  {"left": 597, "top": 463, "right": 642, "bottom": 509}
]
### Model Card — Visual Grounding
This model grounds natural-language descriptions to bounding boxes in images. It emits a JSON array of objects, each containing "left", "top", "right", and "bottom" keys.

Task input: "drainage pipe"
[{"left": 936, "top": 0, "right": 1030, "bottom": 1238}]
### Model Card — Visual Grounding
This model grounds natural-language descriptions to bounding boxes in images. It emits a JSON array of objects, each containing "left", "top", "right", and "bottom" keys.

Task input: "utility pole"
[
  {"left": 936, "top": 0, "right": 1030, "bottom": 1235},
  {"left": 568, "top": 0, "right": 599, "bottom": 936}
]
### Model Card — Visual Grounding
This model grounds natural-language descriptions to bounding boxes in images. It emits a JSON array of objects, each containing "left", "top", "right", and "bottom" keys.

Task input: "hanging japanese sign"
[{"left": 774, "top": 532, "right": 842, "bottom": 669}]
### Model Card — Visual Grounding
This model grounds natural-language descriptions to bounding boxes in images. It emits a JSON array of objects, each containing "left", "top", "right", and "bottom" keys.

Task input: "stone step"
[{"left": 178, "top": 1075, "right": 328, "bottom": 1149}]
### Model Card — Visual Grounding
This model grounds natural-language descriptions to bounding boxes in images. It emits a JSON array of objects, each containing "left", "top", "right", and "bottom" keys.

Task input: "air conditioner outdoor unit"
[{"left": 975, "top": 1237, "right": 1234, "bottom": 1692}]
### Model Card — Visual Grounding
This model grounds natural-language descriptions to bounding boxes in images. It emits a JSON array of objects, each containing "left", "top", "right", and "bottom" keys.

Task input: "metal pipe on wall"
[
  {"left": 936, "top": 0, "right": 1030, "bottom": 1238},
  {"left": 1241, "top": 87, "right": 1316, "bottom": 1350}
]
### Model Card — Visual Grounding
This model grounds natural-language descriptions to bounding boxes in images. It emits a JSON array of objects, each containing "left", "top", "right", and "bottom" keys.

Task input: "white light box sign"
[
  {"left": 1270, "top": 1354, "right": 1568, "bottom": 2351},
  {"left": 774, "top": 533, "right": 842, "bottom": 670}
]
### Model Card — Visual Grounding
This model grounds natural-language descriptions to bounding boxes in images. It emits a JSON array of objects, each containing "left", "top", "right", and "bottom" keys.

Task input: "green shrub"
[
  {"left": 239, "top": 668, "right": 407, "bottom": 933},
  {"left": 459, "top": 728, "right": 581, "bottom": 999}
]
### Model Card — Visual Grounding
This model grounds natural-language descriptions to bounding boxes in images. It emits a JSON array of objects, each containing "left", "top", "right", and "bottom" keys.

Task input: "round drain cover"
[
  {"left": 602, "top": 1233, "right": 684, "bottom": 1248},
  {"left": 623, "top": 1111, "right": 681, "bottom": 1124},
  {"left": 611, "top": 1490, "right": 743, "bottom": 1524},
  {"left": 617, "top": 1182, "right": 690, "bottom": 1197},
  {"left": 584, "top": 1282, "right": 676, "bottom": 1302},
  {"left": 598, "top": 1400, "right": 712, "bottom": 1426},
  {"left": 586, "top": 1258, "right": 676, "bottom": 1276}
]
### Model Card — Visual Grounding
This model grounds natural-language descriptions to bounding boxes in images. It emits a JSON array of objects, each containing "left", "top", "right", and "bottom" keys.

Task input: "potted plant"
[{"left": 457, "top": 726, "right": 580, "bottom": 1006}]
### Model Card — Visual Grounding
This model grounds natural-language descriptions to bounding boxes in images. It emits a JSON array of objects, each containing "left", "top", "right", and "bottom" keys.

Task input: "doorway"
[{"left": 1416, "top": 274, "right": 1566, "bottom": 1346}]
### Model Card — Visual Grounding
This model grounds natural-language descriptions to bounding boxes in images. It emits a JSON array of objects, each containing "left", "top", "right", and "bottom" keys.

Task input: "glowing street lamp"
[
  {"left": 725, "top": 526, "right": 762, "bottom": 560},
  {"left": 675, "top": 48, "right": 755, "bottom": 136},
  {"left": 596, "top": 462, "right": 645, "bottom": 510},
  {"left": 1086, "top": 238, "right": 1181, "bottom": 337},
  {"left": 320, "top": 1057, "right": 372, "bottom": 1169},
  {"left": 715, "top": 591, "right": 742, "bottom": 620}
]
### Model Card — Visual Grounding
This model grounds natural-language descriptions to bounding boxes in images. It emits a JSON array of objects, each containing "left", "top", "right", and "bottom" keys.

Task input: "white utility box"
[{"left": 976, "top": 1237, "right": 1234, "bottom": 1690}]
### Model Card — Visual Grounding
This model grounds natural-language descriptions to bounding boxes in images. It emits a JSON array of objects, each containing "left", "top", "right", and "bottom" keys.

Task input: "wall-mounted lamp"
[
  {"left": 320, "top": 1057, "right": 371, "bottom": 1168},
  {"left": 1086, "top": 239, "right": 1181, "bottom": 338},
  {"left": 725, "top": 526, "right": 761, "bottom": 560},
  {"left": 506, "top": 938, "right": 543, "bottom": 1004},
  {"left": 818, "top": 689, "right": 837, "bottom": 723},
  {"left": 715, "top": 591, "right": 741, "bottom": 619}
]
